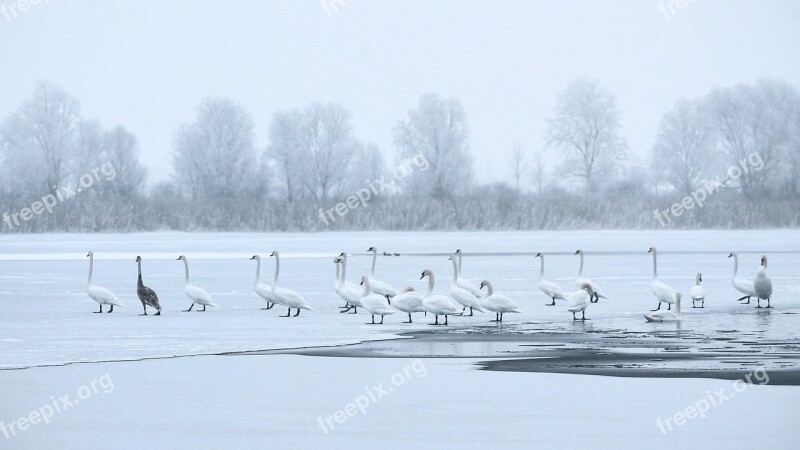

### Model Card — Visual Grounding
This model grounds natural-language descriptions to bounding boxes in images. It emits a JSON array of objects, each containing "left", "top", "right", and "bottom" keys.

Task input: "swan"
[
  {"left": 479, "top": 280, "right": 522, "bottom": 322},
  {"left": 753, "top": 255, "right": 773, "bottom": 309},
  {"left": 269, "top": 251, "right": 313, "bottom": 317},
  {"left": 359, "top": 276, "right": 395, "bottom": 324},
  {"left": 334, "top": 255, "right": 364, "bottom": 314},
  {"left": 535, "top": 253, "right": 567, "bottom": 306},
  {"left": 448, "top": 255, "right": 484, "bottom": 315},
  {"left": 391, "top": 287, "right": 426, "bottom": 323},
  {"left": 250, "top": 255, "right": 277, "bottom": 310},
  {"left": 648, "top": 247, "right": 676, "bottom": 311},
  {"left": 366, "top": 247, "right": 399, "bottom": 300},
  {"left": 333, "top": 254, "right": 350, "bottom": 310},
  {"left": 566, "top": 282, "right": 594, "bottom": 321},
  {"left": 645, "top": 292, "right": 682, "bottom": 322},
  {"left": 86, "top": 251, "right": 123, "bottom": 313},
  {"left": 135, "top": 256, "right": 161, "bottom": 315},
  {"left": 690, "top": 273, "right": 705, "bottom": 308},
  {"left": 574, "top": 250, "right": 608, "bottom": 303},
  {"left": 728, "top": 252, "right": 756, "bottom": 304},
  {"left": 454, "top": 249, "right": 483, "bottom": 299},
  {"left": 177, "top": 255, "right": 216, "bottom": 312},
  {"left": 420, "top": 269, "right": 463, "bottom": 326}
]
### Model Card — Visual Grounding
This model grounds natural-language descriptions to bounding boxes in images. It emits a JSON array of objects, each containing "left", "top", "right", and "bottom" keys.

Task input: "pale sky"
[{"left": 1, "top": 0, "right": 798, "bottom": 186}]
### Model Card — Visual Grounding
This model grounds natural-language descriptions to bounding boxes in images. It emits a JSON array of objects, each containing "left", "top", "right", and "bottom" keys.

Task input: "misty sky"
[{"left": 1, "top": 0, "right": 799, "bottom": 186}]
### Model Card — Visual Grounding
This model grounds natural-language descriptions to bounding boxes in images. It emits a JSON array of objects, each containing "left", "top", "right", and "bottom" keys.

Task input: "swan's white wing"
[
  {"left": 450, "top": 284, "right": 484, "bottom": 310},
  {"left": 690, "top": 285, "right": 705, "bottom": 300},
  {"left": 484, "top": 294, "right": 522, "bottom": 313},
  {"left": 651, "top": 279, "right": 676, "bottom": 303},
  {"left": 753, "top": 270, "right": 773, "bottom": 298},
  {"left": 425, "top": 295, "right": 462, "bottom": 315},
  {"left": 392, "top": 292, "right": 425, "bottom": 313},
  {"left": 275, "top": 286, "right": 312, "bottom": 310},
  {"left": 644, "top": 310, "right": 679, "bottom": 322},
  {"left": 566, "top": 290, "right": 589, "bottom": 312},
  {"left": 456, "top": 277, "right": 483, "bottom": 298},
  {"left": 87, "top": 284, "right": 122, "bottom": 306},
  {"left": 577, "top": 277, "right": 608, "bottom": 298},
  {"left": 538, "top": 279, "right": 566, "bottom": 299},
  {"left": 362, "top": 293, "right": 395, "bottom": 315},
  {"left": 185, "top": 284, "right": 215, "bottom": 306},
  {"left": 369, "top": 277, "right": 398, "bottom": 297},
  {"left": 337, "top": 283, "right": 364, "bottom": 306},
  {"left": 255, "top": 282, "right": 277, "bottom": 302},
  {"left": 732, "top": 277, "right": 755, "bottom": 296}
]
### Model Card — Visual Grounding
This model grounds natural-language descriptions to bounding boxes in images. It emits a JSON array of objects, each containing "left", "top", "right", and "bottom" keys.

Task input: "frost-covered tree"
[
  {"left": 393, "top": 94, "right": 473, "bottom": 199},
  {"left": 172, "top": 98, "right": 259, "bottom": 201},
  {"left": 652, "top": 99, "right": 718, "bottom": 195},
  {"left": 266, "top": 110, "right": 305, "bottom": 202},
  {"left": 546, "top": 79, "right": 626, "bottom": 190},
  {"left": 508, "top": 142, "right": 528, "bottom": 193}
]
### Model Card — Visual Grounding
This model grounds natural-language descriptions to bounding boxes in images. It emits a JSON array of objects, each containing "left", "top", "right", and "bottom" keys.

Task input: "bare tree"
[
  {"left": 99, "top": 126, "right": 147, "bottom": 197},
  {"left": 652, "top": 99, "right": 717, "bottom": 195},
  {"left": 300, "top": 103, "right": 358, "bottom": 201},
  {"left": 530, "top": 148, "right": 546, "bottom": 196},
  {"left": 546, "top": 79, "right": 626, "bottom": 190},
  {"left": 393, "top": 94, "right": 473, "bottom": 198},
  {"left": 266, "top": 110, "right": 305, "bottom": 202},
  {"left": 508, "top": 142, "right": 528, "bottom": 192}
]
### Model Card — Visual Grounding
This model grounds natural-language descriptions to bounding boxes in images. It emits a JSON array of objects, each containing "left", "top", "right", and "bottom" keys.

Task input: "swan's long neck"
[
  {"left": 651, "top": 250, "right": 658, "bottom": 279},
  {"left": 335, "top": 261, "right": 341, "bottom": 286},
  {"left": 182, "top": 258, "right": 190, "bottom": 285},
  {"left": 732, "top": 254, "right": 739, "bottom": 278},
  {"left": 538, "top": 256, "right": 544, "bottom": 278},
  {"left": 485, "top": 282, "right": 493, "bottom": 296},
  {"left": 137, "top": 259, "right": 143, "bottom": 285},
  {"left": 370, "top": 249, "right": 377, "bottom": 276},
  {"left": 578, "top": 252, "right": 584, "bottom": 276},
  {"left": 457, "top": 252, "right": 463, "bottom": 275},
  {"left": 341, "top": 255, "right": 348, "bottom": 282},
  {"left": 451, "top": 258, "right": 458, "bottom": 283},
  {"left": 675, "top": 295, "right": 681, "bottom": 316},
  {"left": 426, "top": 274, "right": 434, "bottom": 296},
  {"left": 273, "top": 254, "right": 280, "bottom": 287},
  {"left": 362, "top": 278, "right": 371, "bottom": 296},
  {"left": 254, "top": 257, "right": 261, "bottom": 285},
  {"left": 87, "top": 254, "right": 94, "bottom": 285}
]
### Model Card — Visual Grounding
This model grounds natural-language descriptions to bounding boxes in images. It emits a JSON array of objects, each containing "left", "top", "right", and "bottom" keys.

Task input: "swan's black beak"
[
  {"left": 480, "top": 282, "right": 485, "bottom": 289},
  {"left": 176, "top": 257, "right": 180, "bottom": 260},
  {"left": 727, "top": 253, "right": 733, "bottom": 258},
  {"left": 420, "top": 273, "right": 425, "bottom": 280},
  {"left": 574, "top": 250, "right": 579, "bottom": 255},
  {"left": 249, "top": 256, "right": 256, "bottom": 260},
  {"left": 360, "top": 280, "right": 364, "bottom": 285},
  {"left": 535, "top": 253, "right": 541, "bottom": 257}
]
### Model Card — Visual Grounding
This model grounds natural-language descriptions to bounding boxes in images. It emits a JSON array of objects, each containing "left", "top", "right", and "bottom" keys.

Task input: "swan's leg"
[
  {"left": 430, "top": 315, "right": 439, "bottom": 326},
  {"left": 499, "top": 313, "right": 503, "bottom": 322},
  {"left": 294, "top": 308, "right": 301, "bottom": 317},
  {"left": 340, "top": 305, "right": 352, "bottom": 313},
  {"left": 546, "top": 297, "right": 555, "bottom": 306},
  {"left": 351, "top": 306, "right": 358, "bottom": 314},
  {"left": 742, "top": 296, "right": 751, "bottom": 304},
  {"left": 651, "top": 302, "right": 662, "bottom": 312},
  {"left": 756, "top": 298, "right": 762, "bottom": 308},
  {"left": 281, "top": 307, "right": 291, "bottom": 317},
  {"left": 572, "top": 312, "right": 577, "bottom": 320},
  {"left": 444, "top": 315, "right": 449, "bottom": 325},
  {"left": 198, "top": 305, "right": 206, "bottom": 312},
  {"left": 379, "top": 315, "right": 384, "bottom": 324},
  {"left": 183, "top": 304, "right": 194, "bottom": 312},
  {"left": 267, "top": 302, "right": 274, "bottom": 309},
  {"left": 140, "top": 303, "right": 148, "bottom": 316},
  {"left": 339, "top": 302, "right": 350, "bottom": 309},
  {"left": 108, "top": 305, "right": 114, "bottom": 313},
  {"left": 468, "top": 307, "right": 474, "bottom": 316},
  {"left": 94, "top": 304, "right": 103, "bottom": 313},
  {"left": 667, "top": 303, "right": 671, "bottom": 311},
  {"left": 581, "top": 311, "right": 589, "bottom": 321},
  {"left": 766, "top": 298, "right": 772, "bottom": 308},
  {"left": 402, "top": 313, "right": 412, "bottom": 324},
  {"left": 386, "top": 295, "right": 392, "bottom": 305}
]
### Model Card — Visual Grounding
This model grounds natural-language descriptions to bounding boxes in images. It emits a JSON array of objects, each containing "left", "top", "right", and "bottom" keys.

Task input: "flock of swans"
[{"left": 84, "top": 246, "right": 775, "bottom": 325}]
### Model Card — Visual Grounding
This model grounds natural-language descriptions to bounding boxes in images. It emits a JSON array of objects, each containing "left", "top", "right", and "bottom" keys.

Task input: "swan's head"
[
  {"left": 479, "top": 280, "right": 491, "bottom": 290},
  {"left": 334, "top": 256, "right": 341, "bottom": 263},
  {"left": 135, "top": 255, "right": 142, "bottom": 263},
  {"left": 339, "top": 252, "right": 347, "bottom": 258},
  {"left": 270, "top": 251, "right": 277, "bottom": 257},
  {"left": 727, "top": 252, "right": 735, "bottom": 258},
  {"left": 761, "top": 255, "right": 768, "bottom": 268},
  {"left": 403, "top": 287, "right": 416, "bottom": 293},
  {"left": 455, "top": 249, "right": 462, "bottom": 255},
  {"left": 367, "top": 247, "right": 375, "bottom": 253},
  {"left": 448, "top": 255, "right": 454, "bottom": 261},
  {"left": 535, "top": 252, "right": 542, "bottom": 258},
  {"left": 579, "top": 282, "right": 594, "bottom": 297},
  {"left": 86, "top": 251, "right": 93, "bottom": 258},
  {"left": 696, "top": 273, "right": 702, "bottom": 284},
  {"left": 574, "top": 250, "right": 582, "bottom": 255},
  {"left": 360, "top": 275, "right": 369, "bottom": 286},
  {"left": 648, "top": 247, "right": 656, "bottom": 253},
  {"left": 250, "top": 255, "right": 259, "bottom": 261},
  {"left": 177, "top": 255, "right": 186, "bottom": 261},
  {"left": 675, "top": 292, "right": 682, "bottom": 303},
  {"left": 420, "top": 269, "right": 432, "bottom": 280}
]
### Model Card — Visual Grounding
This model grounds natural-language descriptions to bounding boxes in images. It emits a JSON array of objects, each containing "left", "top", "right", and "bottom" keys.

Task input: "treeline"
[{"left": 0, "top": 79, "right": 798, "bottom": 232}]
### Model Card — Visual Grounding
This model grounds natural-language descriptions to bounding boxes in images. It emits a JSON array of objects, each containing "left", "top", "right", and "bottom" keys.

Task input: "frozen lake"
[{"left": 1, "top": 231, "right": 798, "bottom": 448}]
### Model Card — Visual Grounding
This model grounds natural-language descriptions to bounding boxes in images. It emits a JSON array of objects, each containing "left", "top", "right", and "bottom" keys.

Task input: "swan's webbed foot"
[
  {"left": 401, "top": 313, "right": 413, "bottom": 324},
  {"left": 651, "top": 303, "right": 662, "bottom": 312},
  {"left": 281, "top": 308, "right": 291, "bottom": 317},
  {"left": 198, "top": 305, "right": 207, "bottom": 312},
  {"left": 443, "top": 315, "right": 449, "bottom": 325},
  {"left": 183, "top": 304, "right": 194, "bottom": 312},
  {"left": 94, "top": 305, "right": 103, "bottom": 313},
  {"left": 546, "top": 298, "right": 556, "bottom": 306},
  {"left": 108, "top": 305, "right": 114, "bottom": 313},
  {"left": 429, "top": 315, "right": 440, "bottom": 326},
  {"left": 155, "top": 311, "right": 161, "bottom": 315},
  {"left": 294, "top": 309, "right": 301, "bottom": 317}
]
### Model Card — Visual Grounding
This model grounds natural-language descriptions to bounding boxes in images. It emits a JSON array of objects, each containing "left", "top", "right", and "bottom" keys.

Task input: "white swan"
[
  {"left": 728, "top": 252, "right": 756, "bottom": 304},
  {"left": 366, "top": 247, "right": 399, "bottom": 300},
  {"left": 690, "top": 273, "right": 705, "bottom": 308},
  {"left": 574, "top": 250, "right": 608, "bottom": 303},
  {"left": 86, "top": 251, "right": 123, "bottom": 313},
  {"left": 648, "top": 247, "right": 676, "bottom": 311},
  {"left": 420, "top": 269, "right": 463, "bottom": 326},
  {"left": 479, "top": 280, "right": 522, "bottom": 322},
  {"left": 753, "top": 255, "right": 773, "bottom": 309},
  {"left": 535, "top": 253, "right": 567, "bottom": 306},
  {"left": 177, "top": 255, "right": 216, "bottom": 312},
  {"left": 359, "top": 276, "right": 395, "bottom": 324},
  {"left": 454, "top": 249, "right": 483, "bottom": 299},
  {"left": 250, "top": 255, "right": 277, "bottom": 310},
  {"left": 566, "top": 282, "right": 594, "bottom": 321},
  {"left": 391, "top": 287, "right": 426, "bottom": 323},
  {"left": 645, "top": 292, "right": 682, "bottom": 322},
  {"left": 269, "top": 251, "right": 313, "bottom": 317},
  {"left": 334, "top": 254, "right": 364, "bottom": 314},
  {"left": 448, "top": 255, "right": 484, "bottom": 315}
]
